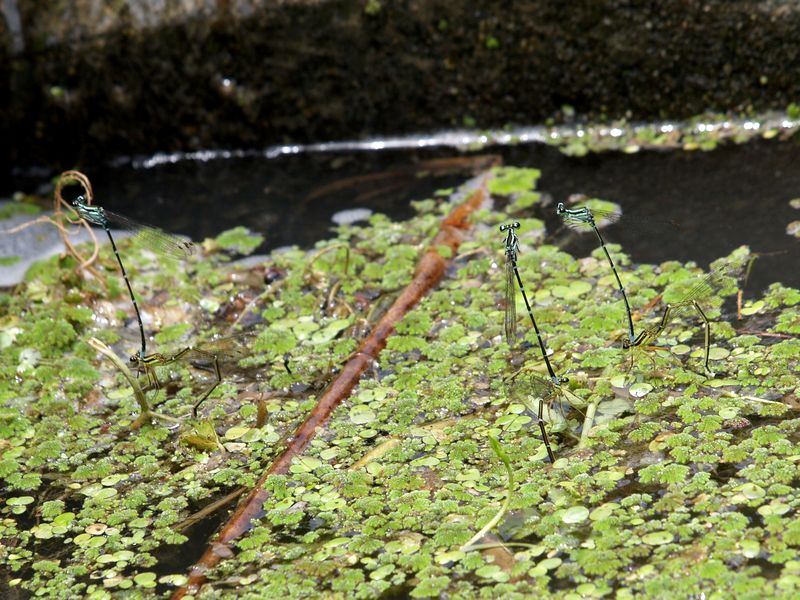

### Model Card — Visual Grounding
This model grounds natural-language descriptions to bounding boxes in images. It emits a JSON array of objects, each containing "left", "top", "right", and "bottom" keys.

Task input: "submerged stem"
[
  {"left": 86, "top": 337, "right": 179, "bottom": 428},
  {"left": 461, "top": 435, "right": 514, "bottom": 551},
  {"left": 579, "top": 399, "right": 599, "bottom": 448}
]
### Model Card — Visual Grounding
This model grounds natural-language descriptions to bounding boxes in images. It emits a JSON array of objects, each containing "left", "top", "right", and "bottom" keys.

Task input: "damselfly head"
[
  {"left": 71, "top": 195, "right": 85, "bottom": 207},
  {"left": 499, "top": 221, "right": 520, "bottom": 232},
  {"left": 555, "top": 202, "right": 566, "bottom": 215}
]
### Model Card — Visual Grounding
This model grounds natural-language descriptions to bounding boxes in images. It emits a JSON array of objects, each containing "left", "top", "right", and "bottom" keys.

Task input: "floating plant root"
[{"left": 170, "top": 174, "right": 492, "bottom": 599}]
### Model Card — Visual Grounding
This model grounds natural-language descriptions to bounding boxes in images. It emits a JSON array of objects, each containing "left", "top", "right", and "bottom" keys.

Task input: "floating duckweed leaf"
[
  {"left": 224, "top": 426, "right": 251, "bottom": 440},
  {"left": 101, "top": 474, "right": 128, "bottom": 487},
  {"left": 436, "top": 549, "right": 465, "bottom": 564},
  {"left": 213, "top": 226, "right": 264, "bottom": 255},
  {"left": 349, "top": 405, "right": 377, "bottom": 424},
  {"left": 787, "top": 220, "right": 800, "bottom": 238},
  {"left": 292, "top": 319, "right": 321, "bottom": 340},
  {"left": 758, "top": 502, "right": 791, "bottom": 517},
  {"left": 128, "top": 517, "right": 151, "bottom": 528},
  {"left": 86, "top": 523, "right": 108, "bottom": 535},
  {"left": 92, "top": 487, "right": 118, "bottom": 501},
  {"left": 608, "top": 374, "right": 632, "bottom": 388},
  {"left": 98, "top": 550, "right": 135, "bottom": 564},
  {"left": 159, "top": 574, "right": 188, "bottom": 586},
  {"left": 562, "top": 506, "right": 590, "bottom": 524},
  {"left": 133, "top": 572, "right": 157, "bottom": 588},
  {"left": 736, "top": 483, "right": 766, "bottom": 500},
  {"left": 741, "top": 539, "right": 761, "bottom": 558},
  {"left": 704, "top": 378, "right": 739, "bottom": 388},
  {"left": 357, "top": 387, "right": 389, "bottom": 403},
  {"left": 589, "top": 503, "right": 619, "bottom": 521},
  {"left": 370, "top": 564, "right": 395, "bottom": 580},
  {"left": 457, "top": 468, "right": 481, "bottom": 482},
  {"left": 32, "top": 524, "right": 53, "bottom": 539},
  {"left": 106, "top": 386, "right": 133, "bottom": 400},
  {"left": 719, "top": 407, "right": 739, "bottom": 419},
  {"left": 510, "top": 190, "right": 542, "bottom": 210},
  {"left": 309, "top": 319, "right": 351, "bottom": 344},
  {"left": 629, "top": 383, "right": 654, "bottom": 398},
  {"left": 708, "top": 347, "right": 730, "bottom": 360},
  {"left": 53, "top": 512, "right": 75, "bottom": 527},
  {"left": 6, "top": 496, "right": 35, "bottom": 506},
  {"left": 79, "top": 484, "right": 103, "bottom": 497},
  {"left": 594, "top": 471, "right": 625, "bottom": 484},
  {"left": 741, "top": 300, "right": 765, "bottom": 316},
  {"left": 551, "top": 281, "right": 593, "bottom": 300},
  {"left": 476, "top": 564, "right": 508, "bottom": 581},
  {"left": 488, "top": 167, "right": 541, "bottom": 195},
  {"left": 200, "top": 297, "right": 220, "bottom": 313},
  {"left": 597, "top": 397, "right": 633, "bottom": 416},
  {"left": 496, "top": 413, "right": 531, "bottom": 432},
  {"left": 538, "top": 557, "right": 563, "bottom": 571},
  {"left": 642, "top": 531, "right": 673, "bottom": 545},
  {"left": 410, "top": 456, "right": 440, "bottom": 467},
  {"left": 672, "top": 343, "right": 691, "bottom": 356},
  {"left": 319, "top": 448, "right": 338, "bottom": 463},
  {"left": 290, "top": 456, "right": 322, "bottom": 474}
]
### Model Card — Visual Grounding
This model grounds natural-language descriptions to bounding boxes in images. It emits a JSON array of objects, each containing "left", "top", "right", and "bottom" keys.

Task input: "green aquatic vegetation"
[
  {"left": 209, "top": 225, "right": 265, "bottom": 255},
  {"left": 3, "top": 170, "right": 800, "bottom": 598},
  {"left": 488, "top": 166, "right": 541, "bottom": 196}
]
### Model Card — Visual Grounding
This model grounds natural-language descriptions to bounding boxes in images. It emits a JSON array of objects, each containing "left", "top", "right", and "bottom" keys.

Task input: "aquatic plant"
[{"left": 0, "top": 163, "right": 798, "bottom": 599}]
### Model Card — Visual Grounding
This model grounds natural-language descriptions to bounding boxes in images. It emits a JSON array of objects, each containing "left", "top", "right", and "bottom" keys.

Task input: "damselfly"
[
  {"left": 129, "top": 335, "right": 247, "bottom": 417},
  {"left": 503, "top": 368, "right": 572, "bottom": 463},
  {"left": 556, "top": 202, "right": 636, "bottom": 344},
  {"left": 500, "top": 222, "right": 562, "bottom": 384},
  {"left": 71, "top": 195, "right": 194, "bottom": 358},
  {"left": 624, "top": 265, "right": 738, "bottom": 377}
]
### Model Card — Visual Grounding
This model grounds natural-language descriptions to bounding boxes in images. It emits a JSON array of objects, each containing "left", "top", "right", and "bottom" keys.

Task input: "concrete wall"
[{"left": 2, "top": 0, "right": 799, "bottom": 173}]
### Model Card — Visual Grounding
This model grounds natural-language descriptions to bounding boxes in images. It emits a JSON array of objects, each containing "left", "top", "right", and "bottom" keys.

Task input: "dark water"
[{"left": 24, "top": 138, "right": 800, "bottom": 293}]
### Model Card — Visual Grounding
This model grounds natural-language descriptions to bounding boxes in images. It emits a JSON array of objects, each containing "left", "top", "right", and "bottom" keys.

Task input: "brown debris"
[{"left": 171, "top": 173, "right": 492, "bottom": 598}]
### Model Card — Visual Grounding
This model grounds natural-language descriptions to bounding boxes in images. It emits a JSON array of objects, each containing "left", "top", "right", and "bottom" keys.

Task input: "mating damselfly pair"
[
  {"left": 555, "top": 200, "right": 740, "bottom": 377},
  {"left": 499, "top": 205, "right": 741, "bottom": 461},
  {"left": 71, "top": 195, "right": 239, "bottom": 415}
]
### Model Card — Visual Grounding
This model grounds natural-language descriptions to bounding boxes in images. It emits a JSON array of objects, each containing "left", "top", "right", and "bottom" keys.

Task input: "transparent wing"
[
  {"left": 103, "top": 209, "right": 195, "bottom": 260},
  {"left": 504, "top": 371, "right": 560, "bottom": 423},
  {"left": 187, "top": 334, "right": 253, "bottom": 369},
  {"left": 504, "top": 258, "right": 516, "bottom": 345},
  {"left": 559, "top": 205, "right": 623, "bottom": 232},
  {"left": 666, "top": 265, "right": 739, "bottom": 320}
]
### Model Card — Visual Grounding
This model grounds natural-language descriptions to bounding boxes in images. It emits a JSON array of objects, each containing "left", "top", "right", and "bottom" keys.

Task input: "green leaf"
[{"left": 214, "top": 226, "right": 264, "bottom": 255}]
